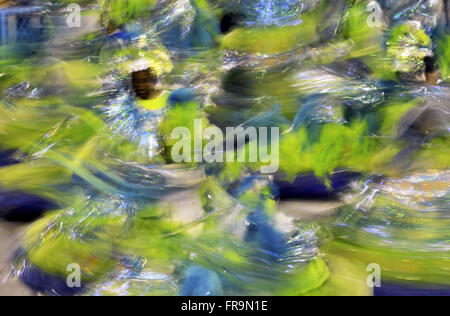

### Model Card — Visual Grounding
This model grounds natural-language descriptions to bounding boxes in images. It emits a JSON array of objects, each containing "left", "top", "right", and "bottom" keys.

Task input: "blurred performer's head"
[
  {"left": 424, "top": 56, "right": 441, "bottom": 85},
  {"left": 131, "top": 68, "right": 159, "bottom": 100}
]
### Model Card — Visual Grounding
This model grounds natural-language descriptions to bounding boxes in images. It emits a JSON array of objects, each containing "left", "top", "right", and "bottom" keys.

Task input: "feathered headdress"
[{"left": 99, "top": 0, "right": 157, "bottom": 28}]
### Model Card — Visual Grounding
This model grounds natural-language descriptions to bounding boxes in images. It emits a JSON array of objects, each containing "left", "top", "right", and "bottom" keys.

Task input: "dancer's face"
[{"left": 131, "top": 68, "right": 159, "bottom": 100}]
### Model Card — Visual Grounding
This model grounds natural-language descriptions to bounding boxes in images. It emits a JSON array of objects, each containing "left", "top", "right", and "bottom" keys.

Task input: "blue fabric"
[{"left": 179, "top": 266, "right": 223, "bottom": 296}]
